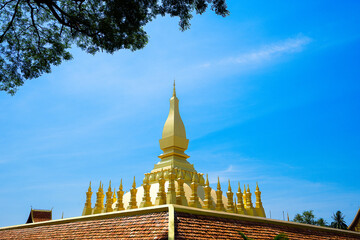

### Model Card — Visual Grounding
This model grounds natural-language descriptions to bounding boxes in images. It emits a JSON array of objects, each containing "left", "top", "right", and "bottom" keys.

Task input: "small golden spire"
[
  {"left": 155, "top": 170, "right": 166, "bottom": 205},
  {"left": 203, "top": 174, "right": 212, "bottom": 209},
  {"left": 105, "top": 181, "right": 113, "bottom": 212},
  {"left": 176, "top": 169, "right": 187, "bottom": 206},
  {"left": 254, "top": 182, "right": 266, "bottom": 217},
  {"left": 140, "top": 174, "right": 153, "bottom": 208},
  {"left": 189, "top": 174, "right": 201, "bottom": 208},
  {"left": 236, "top": 182, "right": 246, "bottom": 215},
  {"left": 245, "top": 184, "right": 257, "bottom": 216},
  {"left": 93, "top": 181, "right": 105, "bottom": 214},
  {"left": 82, "top": 181, "right": 93, "bottom": 216},
  {"left": 215, "top": 177, "right": 225, "bottom": 211},
  {"left": 127, "top": 176, "right": 138, "bottom": 209},
  {"left": 116, "top": 179, "right": 124, "bottom": 211},
  {"left": 226, "top": 180, "right": 235, "bottom": 213}
]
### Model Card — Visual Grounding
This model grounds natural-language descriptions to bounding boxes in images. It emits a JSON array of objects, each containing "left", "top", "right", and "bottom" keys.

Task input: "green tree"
[
  {"left": 293, "top": 210, "right": 328, "bottom": 226},
  {"left": 330, "top": 211, "right": 348, "bottom": 229},
  {"left": 0, "top": 0, "right": 229, "bottom": 94}
]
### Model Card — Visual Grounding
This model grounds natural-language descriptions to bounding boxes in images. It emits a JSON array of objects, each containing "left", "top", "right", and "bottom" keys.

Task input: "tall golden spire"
[{"left": 153, "top": 82, "right": 195, "bottom": 173}]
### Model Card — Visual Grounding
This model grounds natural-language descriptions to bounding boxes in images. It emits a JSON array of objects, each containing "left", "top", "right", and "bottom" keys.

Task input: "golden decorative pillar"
[
  {"left": 189, "top": 174, "right": 201, "bottom": 208},
  {"left": 105, "top": 181, "right": 113, "bottom": 212},
  {"left": 140, "top": 174, "right": 153, "bottom": 208},
  {"left": 166, "top": 168, "right": 177, "bottom": 204},
  {"left": 245, "top": 184, "right": 257, "bottom": 216},
  {"left": 82, "top": 181, "right": 93, "bottom": 216},
  {"left": 215, "top": 177, "right": 225, "bottom": 211},
  {"left": 176, "top": 169, "right": 187, "bottom": 206},
  {"left": 155, "top": 170, "right": 166, "bottom": 205},
  {"left": 93, "top": 181, "right": 105, "bottom": 214},
  {"left": 254, "top": 182, "right": 266, "bottom": 217},
  {"left": 226, "top": 180, "right": 235, "bottom": 213},
  {"left": 203, "top": 174, "right": 213, "bottom": 210},
  {"left": 236, "top": 182, "right": 246, "bottom": 215},
  {"left": 116, "top": 179, "right": 124, "bottom": 211},
  {"left": 127, "top": 177, "right": 138, "bottom": 209}
]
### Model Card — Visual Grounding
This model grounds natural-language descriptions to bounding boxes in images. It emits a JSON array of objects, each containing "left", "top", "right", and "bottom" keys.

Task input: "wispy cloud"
[{"left": 199, "top": 35, "right": 312, "bottom": 68}]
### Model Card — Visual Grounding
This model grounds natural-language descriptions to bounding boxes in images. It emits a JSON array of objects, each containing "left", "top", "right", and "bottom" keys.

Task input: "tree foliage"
[
  {"left": 0, "top": 0, "right": 229, "bottom": 94},
  {"left": 330, "top": 211, "right": 348, "bottom": 229},
  {"left": 293, "top": 210, "right": 328, "bottom": 226}
]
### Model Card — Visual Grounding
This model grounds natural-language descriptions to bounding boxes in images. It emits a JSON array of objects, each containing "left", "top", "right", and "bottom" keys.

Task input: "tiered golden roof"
[{"left": 82, "top": 82, "right": 266, "bottom": 218}]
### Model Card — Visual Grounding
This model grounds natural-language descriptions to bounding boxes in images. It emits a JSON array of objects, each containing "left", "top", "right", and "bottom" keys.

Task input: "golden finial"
[
  {"left": 108, "top": 180, "right": 112, "bottom": 191},
  {"left": 205, "top": 174, "right": 209, "bottom": 186},
  {"left": 99, "top": 181, "right": 102, "bottom": 190},
  {"left": 256, "top": 182, "right": 259, "bottom": 191},
  {"left": 132, "top": 176, "right": 136, "bottom": 188},
  {"left": 119, "top": 179, "right": 123, "bottom": 190},
  {"left": 173, "top": 79, "right": 176, "bottom": 97},
  {"left": 228, "top": 179, "right": 232, "bottom": 191},
  {"left": 247, "top": 184, "right": 250, "bottom": 193},
  {"left": 238, "top": 182, "right": 241, "bottom": 193},
  {"left": 88, "top": 181, "right": 92, "bottom": 191},
  {"left": 217, "top": 177, "right": 221, "bottom": 190}
]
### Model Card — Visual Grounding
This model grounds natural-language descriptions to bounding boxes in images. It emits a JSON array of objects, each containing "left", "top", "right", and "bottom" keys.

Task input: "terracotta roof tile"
[
  {"left": 175, "top": 212, "right": 360, "bottom": 240},
  {"left": 0, "top": 212, "right": 168, "bottom": 240}
]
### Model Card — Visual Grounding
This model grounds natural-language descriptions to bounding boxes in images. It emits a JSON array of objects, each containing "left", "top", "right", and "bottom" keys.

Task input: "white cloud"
[{"left": 199, "top": 35, "right": 312, "bottom": 68}]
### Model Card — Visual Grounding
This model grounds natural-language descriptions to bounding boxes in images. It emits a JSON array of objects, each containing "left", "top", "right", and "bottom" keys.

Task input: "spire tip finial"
[{"left": 173, "top": 79, "right": 176, "bottom": 97}]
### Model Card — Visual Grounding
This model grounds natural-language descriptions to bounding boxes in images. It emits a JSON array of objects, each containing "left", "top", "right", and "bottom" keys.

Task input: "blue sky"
[{"left": 1, "top": 1, "right": 360, "bottom": 227}]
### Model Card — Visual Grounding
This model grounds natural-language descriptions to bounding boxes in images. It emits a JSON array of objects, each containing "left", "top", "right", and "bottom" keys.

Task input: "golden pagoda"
[{"left": 82, "top": 82, "right": 266, "bottom": 217}]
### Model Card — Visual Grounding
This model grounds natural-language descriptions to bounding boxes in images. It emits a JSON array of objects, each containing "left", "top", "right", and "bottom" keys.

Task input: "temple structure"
[
  {"left": 1, "top": 83, "right": 359, "bottom": 239},
  {"left": 81, "top": 82, "right": 266, "bottom": 218}
]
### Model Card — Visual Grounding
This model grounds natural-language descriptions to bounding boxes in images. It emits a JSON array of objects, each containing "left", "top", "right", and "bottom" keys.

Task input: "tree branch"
[
  {"left": 27, "top": 0, "right": 43, "bottom": 54},
  {"left": 0, "top": 0, "right": 15, "bottom": 11},
  {"left": 0, "top": 0, "right": 21, "bottom": 42}
]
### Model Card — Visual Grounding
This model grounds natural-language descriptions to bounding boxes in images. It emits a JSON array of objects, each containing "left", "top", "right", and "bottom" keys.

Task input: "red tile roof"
[
  {"left": 0, "top": 212, "right": 168, "bottom": 239},
  {"left": 26, "top": 210, "right": 52, "bottom": 224},
  {"left": 1, "top": 205, "right": 359, "bottom": 239},
  {"left": 175, "top": 212, "right": 360, "bottom": 240}
]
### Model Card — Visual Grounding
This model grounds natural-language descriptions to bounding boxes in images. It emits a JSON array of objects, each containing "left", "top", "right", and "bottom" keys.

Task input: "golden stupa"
[{"left": 82, "top": 82, "right": 266, "bottom": 217}]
